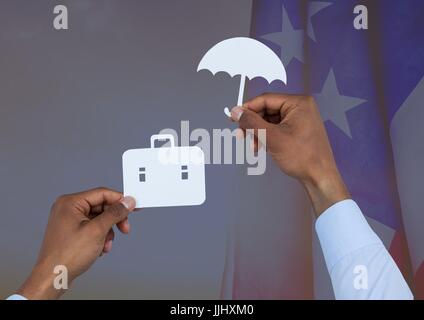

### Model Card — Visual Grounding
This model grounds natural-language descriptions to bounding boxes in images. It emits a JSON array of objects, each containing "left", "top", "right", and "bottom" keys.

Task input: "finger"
[
  {"left": 235, "top": 128, "right": 245, "bottom": 140},
  {"left": 103, "top": 241, "right": 112, "bottom": 254},
  {"left": 253, "top": 135, "right": 259, "bottom": 153},
  {"left": 246, "top": 130, "right": 260, "bottom": 153},
  {"left": 90, "top": 204, "right": 104, "bottom": 215},
  {"left": 74, "top": 187, "right": 123, "bottom": 208},
  {"left": 91, "top": 196, "right": 136, "bottom": 235},
  {"left": 232, "top": 107, "right": 273, "bottom": 132},
  {"left": 243, "top": 93, "right": 292, "bottom": 115},
  {"left": 103, "top": 229, "right": 115, "bottom": 254},
  {"left": 116, "top": 217, "right": 131, "bottom": 234},
  {"left": 91, "top": 204, "right": 133, "bottom": 234},
  {"left": 89, "top": 203, "right": 115, "bottom": 219},
  {"left": 91, "top": 210, "right": 131, "bottom": 235},
  {"left": 264, "top": 113, "right": 283, "bottom": 124},
  {"left": 67, "top": 188, "right": 123, "bottom": 217}
]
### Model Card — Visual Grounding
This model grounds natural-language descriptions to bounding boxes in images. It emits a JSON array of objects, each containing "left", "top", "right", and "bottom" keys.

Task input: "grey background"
[{"left": 0, "top": 0, "right": 253, "bottom": 299}]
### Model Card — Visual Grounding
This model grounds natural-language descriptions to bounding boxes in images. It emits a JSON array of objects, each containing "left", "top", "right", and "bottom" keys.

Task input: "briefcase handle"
[{"left": 150, "top": 134, "right": 175, "bottom": 148}]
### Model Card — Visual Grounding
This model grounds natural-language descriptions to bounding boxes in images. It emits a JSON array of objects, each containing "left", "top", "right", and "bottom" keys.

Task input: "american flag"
[{"left": 223, "top": 0, "right": 424, "bottom": 299}]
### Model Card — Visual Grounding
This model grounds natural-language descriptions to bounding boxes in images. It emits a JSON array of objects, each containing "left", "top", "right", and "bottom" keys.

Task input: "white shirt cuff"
[
  {"left": 6, "top": 294, "right": 28, "bottom": 300},
  {"left": 315, "top": 199, "right": 383, "bottom": 272}
]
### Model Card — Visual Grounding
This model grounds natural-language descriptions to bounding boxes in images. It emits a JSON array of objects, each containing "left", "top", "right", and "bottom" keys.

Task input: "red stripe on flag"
[{"left": 414, "top": 262, "right": 424, "bottom": 300}]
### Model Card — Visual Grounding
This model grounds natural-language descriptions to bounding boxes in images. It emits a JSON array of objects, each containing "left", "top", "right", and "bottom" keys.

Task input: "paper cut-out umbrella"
[{"left": 197, "top": 37, "right": 287, "bottom": 117}]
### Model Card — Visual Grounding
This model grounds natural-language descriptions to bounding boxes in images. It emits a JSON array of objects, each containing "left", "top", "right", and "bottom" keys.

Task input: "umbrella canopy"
[{"left": 197, "top": 37, "right": 287, "bottom": 116}]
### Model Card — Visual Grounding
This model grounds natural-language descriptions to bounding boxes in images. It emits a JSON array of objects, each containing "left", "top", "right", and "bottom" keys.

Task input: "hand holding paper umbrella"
[{"left": 197, "top": 37, "right": 287, "bottom": 117}]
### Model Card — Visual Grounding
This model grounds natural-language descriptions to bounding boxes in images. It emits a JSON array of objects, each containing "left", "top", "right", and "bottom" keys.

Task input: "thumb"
[
  {"left": 231, "top": 106, "right": 272, "bottom": 131},
  {"left": 92, "top": 196, "right": 136, "bottom": 234}
]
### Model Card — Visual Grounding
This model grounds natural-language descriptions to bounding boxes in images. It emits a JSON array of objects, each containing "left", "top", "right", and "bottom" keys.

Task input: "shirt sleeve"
[
  {"left": 6, "top": 294, "right": 28, "bottom": 300},
  {"left": 315, "top": 199, "right": 413, "bottom": 300}
]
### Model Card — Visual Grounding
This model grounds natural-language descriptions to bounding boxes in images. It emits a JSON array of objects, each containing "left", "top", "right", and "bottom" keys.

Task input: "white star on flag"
[
  {"left": 261, "top": 4, "right": 304, "bottom": 67},
  {"left": 314, "top": 69, "right": 366, "bottom": 138},
  {"left": 261, "top": 2, "right": 332, "bottom": 66}
]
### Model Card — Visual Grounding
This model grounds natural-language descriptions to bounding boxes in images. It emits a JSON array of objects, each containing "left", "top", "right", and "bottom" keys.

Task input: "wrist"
[
  {"left": 17, "top": 262, "right": 68, "bottom": 300},
  {"left": 302, "top": 169, "right": 350, "bottom": 217}
]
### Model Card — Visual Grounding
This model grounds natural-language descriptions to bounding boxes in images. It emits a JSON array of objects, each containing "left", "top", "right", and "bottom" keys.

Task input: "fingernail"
[
  {"left": 120, "top": 196, "right": 136, "bottom": 211},
  {"left": 124, "top": 219, "right": 131, "bottom": 232},
  {"left": 231, "top": 106, "right": 244, "bottom": 122},
  {"left": 250, "top": 139, "right": 255, "bottom": 152},
  {"left": 105, "top": 240, "right": 113, "bottom": 252},
  {"left": 235, "top": 128, "right": 244, "bottom": 140}
]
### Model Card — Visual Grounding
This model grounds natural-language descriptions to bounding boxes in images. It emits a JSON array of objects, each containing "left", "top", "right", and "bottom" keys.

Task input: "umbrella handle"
[
  {"left": 237, "top": 74, "right": 246, "bottom": 106},
  {"left": 225, "top": 75, "right": 246, "bottom": 118}
]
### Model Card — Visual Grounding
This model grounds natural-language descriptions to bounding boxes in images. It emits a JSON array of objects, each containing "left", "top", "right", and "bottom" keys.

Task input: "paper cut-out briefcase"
[{"left": 122, "top": 134, "right": 206, "bottom": 208}]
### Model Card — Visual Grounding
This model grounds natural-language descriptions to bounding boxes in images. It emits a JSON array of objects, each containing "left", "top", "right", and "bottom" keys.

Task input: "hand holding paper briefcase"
[{"left": 123, "top": 134, "right": 206, "bottom": 208}]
